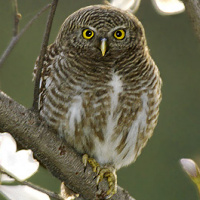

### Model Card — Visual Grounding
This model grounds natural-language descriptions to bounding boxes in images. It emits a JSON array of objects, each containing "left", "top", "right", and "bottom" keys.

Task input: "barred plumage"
[{"left": 34, "top": 4, "right": 161, "bottom": 183}]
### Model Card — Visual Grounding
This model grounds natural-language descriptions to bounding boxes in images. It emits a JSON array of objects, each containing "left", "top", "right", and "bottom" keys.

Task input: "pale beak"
[{"left": 100, "top": 38, "right": 107, "bottom": 56}]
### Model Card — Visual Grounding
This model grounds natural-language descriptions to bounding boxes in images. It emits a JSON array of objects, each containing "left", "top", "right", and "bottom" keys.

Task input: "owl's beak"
[{"left": 100, "top": 38, "right": 107, "bottom": 56}]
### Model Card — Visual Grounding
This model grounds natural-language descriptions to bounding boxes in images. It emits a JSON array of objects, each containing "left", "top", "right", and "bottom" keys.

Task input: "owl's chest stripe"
[
  {"left": 67, "top": 95, "right": 84, "bottom": 133},
  {"left": 106, "top": 73, "right": 123, "bottom": 136},
  {"left": 109, "top": 74, "right": 123, "bottom": 110}
]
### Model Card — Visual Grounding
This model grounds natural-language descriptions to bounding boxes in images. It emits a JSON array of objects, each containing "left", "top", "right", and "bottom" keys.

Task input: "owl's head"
[{"left": 56, "top": 5, "right": 147, "bottom": 62}]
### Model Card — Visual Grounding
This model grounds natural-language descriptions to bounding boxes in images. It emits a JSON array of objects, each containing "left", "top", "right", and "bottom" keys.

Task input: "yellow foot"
[
  {"left": 82, "top": 154, "right": 100, "bottom": 174},
  {"left": 82, "top": 154, "right": 117, "bottom": 199},
  {"left": 97, "top": 167, "right": 117, "bottom": 199}
]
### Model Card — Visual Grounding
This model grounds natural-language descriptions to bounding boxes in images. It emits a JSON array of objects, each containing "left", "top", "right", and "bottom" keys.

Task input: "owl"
[{"left": 33, "top": 4, "right": 162, "bottom": 199}]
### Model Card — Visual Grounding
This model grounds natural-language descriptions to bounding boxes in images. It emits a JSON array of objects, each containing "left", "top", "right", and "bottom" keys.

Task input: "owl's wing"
[
  {"left": 33, "top": 43, "right": 58, "bottom": 111},
  {"left": 32, "top": 43, "right": 58, "bottom": 81}
]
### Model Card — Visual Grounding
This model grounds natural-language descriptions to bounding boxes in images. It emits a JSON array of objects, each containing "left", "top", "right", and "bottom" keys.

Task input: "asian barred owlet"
[{"left": 33, "top": 4, "right": 162, "bottom": 198}]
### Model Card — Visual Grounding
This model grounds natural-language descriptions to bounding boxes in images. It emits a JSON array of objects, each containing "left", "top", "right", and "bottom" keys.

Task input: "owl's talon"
[
  {"left": 82, "top": 154, "right": 88, "bottom": 167},
  {"left": 82, "top": 154, "right": 88, "bottom": 172},
  {"left": 82, "top": 154, "right": 100, "bottom": 173},
  {"left": 96, "top": 174, "right": 101, "bottom": 185},
  {"left": 82, "top": 155, "right": 117, "bottom": 198},
  {"left": 97, "top": 168, "right": 117, "bottom": 199},
  {"left": 96, "top": 166, "right": 101, "bottom": 174}
]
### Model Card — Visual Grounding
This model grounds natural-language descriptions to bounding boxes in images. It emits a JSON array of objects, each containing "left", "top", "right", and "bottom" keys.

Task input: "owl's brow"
[
  {"left": 81, "top": 26, "right": 97, "bottom": 32},
  {"left": 108, "top": 25, "right": 127, "bottom": 33},
  {"left": 81, "top": 25, "right": 127, "bottom": 34}
]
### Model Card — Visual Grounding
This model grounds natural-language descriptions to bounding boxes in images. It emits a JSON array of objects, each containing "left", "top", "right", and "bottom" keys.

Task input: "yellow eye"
[
  {"left": 82, "top": 29, "right": 94, "bottom": 39},
  {"left": 114, "top": 29, "right": 126, "bottom": 40}
]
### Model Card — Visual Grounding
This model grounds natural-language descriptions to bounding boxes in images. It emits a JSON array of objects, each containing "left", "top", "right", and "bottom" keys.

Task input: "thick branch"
[
  {"left": 182, "top": 0, "right": 200, "bottom": 41},
  {"left": 0, "top": 91, "right": 135, "bottom": 200}
]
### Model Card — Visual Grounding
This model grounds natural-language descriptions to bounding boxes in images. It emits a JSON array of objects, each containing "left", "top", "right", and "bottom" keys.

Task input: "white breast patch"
[
  {"left": 67, "top": 95, "right": 84, "bottom": 134},
  {"left": 106, "top": 73, "right": 123, "bottom": 136}
]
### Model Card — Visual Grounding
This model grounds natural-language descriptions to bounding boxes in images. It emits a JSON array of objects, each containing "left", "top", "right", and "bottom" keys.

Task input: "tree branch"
[
  {"left": 13, "top": 0, "right": 21, "bottom": 36},
  {"left": 0, "top": 3, "right": 51, "bottom": 69},
  {"left": 182, "top": 0, "right": 200, "bottom": 41},
  {"left": 1, "top": 170, "right": 62, "bottom": 200},
  {"left": 32, "top": 0, "right": 59, "bottom": 111},
  {"left": 0, "top": 91, "right": 135, "bottom": 200}
]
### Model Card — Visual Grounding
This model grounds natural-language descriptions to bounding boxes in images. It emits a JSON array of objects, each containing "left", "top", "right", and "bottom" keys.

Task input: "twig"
[
  {"left": 0, "top": 91, "right": 135, "bottom": 200},
  {"left": 24, "top": 181, "right": 63, "bottom": 200},
  {"left": 1, "top": 170, "right": 63, "bottom": 200},
  {"left": 13, "top": 0, "right": 21, "bottom": 36},
  {"left": 32, "top": 0, "right": 59, "bottom": 111},
  {"left": 182, "top": 0, "right": 200, "bottom": 41},
  {"left": 0, "top": 3, "right": 51, "bottom": 69},
  {"left": 23, "top": 181, "right": 63, "bottom": 200}
]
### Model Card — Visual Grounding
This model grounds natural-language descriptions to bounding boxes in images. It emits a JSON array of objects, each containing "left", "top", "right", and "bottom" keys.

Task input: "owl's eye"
[
  {"left": 114, "top": 29, "right": 126, "bottom": 40},
  {"left": 82, "top": 29, "right": 94, "bottom": 39}
]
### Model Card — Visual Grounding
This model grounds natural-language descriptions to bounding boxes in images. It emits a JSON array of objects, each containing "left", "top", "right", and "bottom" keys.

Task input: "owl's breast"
[
  {"left": 40, "top": 64, "right": 160, "bottom": 169},
  {"left": 57, "top": 73, "right": 124, "bottom": 151}
]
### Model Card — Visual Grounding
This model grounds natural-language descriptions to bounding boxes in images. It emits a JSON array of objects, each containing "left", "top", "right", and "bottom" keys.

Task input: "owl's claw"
[
  {"left": 82, "top": 154, "right": 117, "bottom": 199},
  {"left": 96, "top": 167, "right": 117, "bottom": 199},
  {"left": 82, "top": 154, "right": 100, "bottom": 174}
]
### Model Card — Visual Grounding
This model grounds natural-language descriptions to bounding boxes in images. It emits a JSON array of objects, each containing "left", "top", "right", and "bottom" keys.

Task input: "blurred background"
[{"left": 0, "top": 0, "right": 200, "bottom": 199}]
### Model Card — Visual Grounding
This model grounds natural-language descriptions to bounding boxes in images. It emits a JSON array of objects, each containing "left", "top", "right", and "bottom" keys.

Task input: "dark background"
[{"left": 0, "top": 0, "right": 200, "bottom": 199}]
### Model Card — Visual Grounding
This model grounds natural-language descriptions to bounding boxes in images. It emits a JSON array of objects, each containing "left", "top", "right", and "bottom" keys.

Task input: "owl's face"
[{"left": 56, "top": 5, "right": 146, "bottom": 62}]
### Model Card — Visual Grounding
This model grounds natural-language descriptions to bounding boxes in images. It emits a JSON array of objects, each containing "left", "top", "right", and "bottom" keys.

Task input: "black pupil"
[
  {"left": 116, "top": 31, "right": 122, "bottom": 37},
  {"left": 86, "top": 30, "right": 92, "bottom": 37}
]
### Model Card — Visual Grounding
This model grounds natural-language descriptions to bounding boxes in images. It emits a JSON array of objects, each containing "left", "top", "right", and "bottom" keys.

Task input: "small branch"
[
  {"left": 32, "top": 0, "right": 59, "bottom": 111},
  {"left": 182, "top": 0, "right": 200, "bottom": 41},
  {"left": 0, "top": 91, "right": 135, "bottom": 200},
  {"left": 0, "top": 3, "right": 51, "bottom": 69},
  {"left": 13, "top": 0, "right": 21, "bottom": 36},
  {"left": 1, "top": 171, "right": 62, "bottom": 200},
  {"left": 23, "top": 181, "right": 63, "bottom": 200}
]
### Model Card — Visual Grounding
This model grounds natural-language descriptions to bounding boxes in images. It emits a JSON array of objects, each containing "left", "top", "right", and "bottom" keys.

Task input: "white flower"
[
  {"left": 0, "top": 174, "right": 14, "bottom": 183},
  {"left": 0, "top": 185, "right": 50, "bottom": 200},
  {"left": 180, "top": 158, "right": 199, "bottom": 178},
  {"left": 0, "top": 132, "right": 50, "bottom": 200},
  {"left": 0, "top": 132, "right": 39, "bottom": 181},
  {"left": 110, "top": 0, "right": 141, "bottom": 13},
  {"left": 110, "top": 0, "right": 185, "bottom": 15},
  {"left": 152, "top": 0, "right": 185, "bottom": 15}
]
